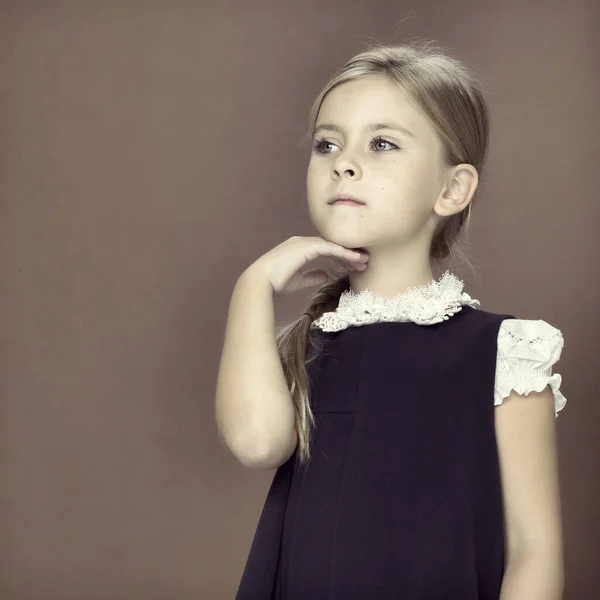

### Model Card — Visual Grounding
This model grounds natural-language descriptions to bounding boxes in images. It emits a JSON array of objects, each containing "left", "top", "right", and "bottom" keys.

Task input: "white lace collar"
[{"left": 311, "top": 270, "right": 480, "bottom": 332}]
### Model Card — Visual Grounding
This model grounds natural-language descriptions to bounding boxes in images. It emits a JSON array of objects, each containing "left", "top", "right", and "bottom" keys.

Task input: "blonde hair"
[{"left": 278, "top": 40, "right": 490, "bottom": 467}]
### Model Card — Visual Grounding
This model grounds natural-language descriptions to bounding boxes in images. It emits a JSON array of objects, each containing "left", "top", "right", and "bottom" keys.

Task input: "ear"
[{"left": 435, "top": 164, "right": 478, "bottom": 217}]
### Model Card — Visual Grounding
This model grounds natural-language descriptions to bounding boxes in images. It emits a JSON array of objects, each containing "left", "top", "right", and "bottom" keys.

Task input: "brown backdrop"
[{"left": 1, "top": 1, "right": 598, "bottom": 598}]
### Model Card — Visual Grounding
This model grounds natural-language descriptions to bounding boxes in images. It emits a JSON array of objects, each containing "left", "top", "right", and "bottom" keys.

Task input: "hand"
[{"left": 245, "top": 236, "right": 369, "bottom": 297}]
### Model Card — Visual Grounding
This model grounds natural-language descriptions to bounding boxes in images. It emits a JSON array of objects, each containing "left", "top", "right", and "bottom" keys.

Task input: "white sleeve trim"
[{"left": 495, "top": 318, "right": 567, "bottom": 418}]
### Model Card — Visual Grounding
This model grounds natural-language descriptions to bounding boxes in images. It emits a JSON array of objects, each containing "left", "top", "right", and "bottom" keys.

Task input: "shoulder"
[{"left": 494, "top": 318, "right": 567, "bottom": 418}]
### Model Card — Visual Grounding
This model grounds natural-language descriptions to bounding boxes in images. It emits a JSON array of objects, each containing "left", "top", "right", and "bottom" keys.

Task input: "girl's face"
[{"left": 306, "top": 75, "right": 449, "bottom": 255}]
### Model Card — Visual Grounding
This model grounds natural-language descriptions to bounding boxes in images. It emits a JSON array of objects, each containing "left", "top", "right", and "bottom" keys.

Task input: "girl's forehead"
[
  {"left": 318, "top": 79, "right": 423, "bottom": 130},
  {"left": 325, "top": 76, "right": 413, "bottom": 104}
]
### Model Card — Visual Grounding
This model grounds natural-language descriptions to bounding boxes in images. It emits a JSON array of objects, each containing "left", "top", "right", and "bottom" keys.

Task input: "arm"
[
  {"left": 214, "top": 267, "right": 297, "bottom": 470},
  {"left": 495, "top": 384, "right": 564, "bottom": 600}
]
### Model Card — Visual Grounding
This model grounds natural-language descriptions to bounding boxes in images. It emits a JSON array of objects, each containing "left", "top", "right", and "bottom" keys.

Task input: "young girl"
[{"left": 216, "top": 41, "right": 566, "bottom": 600}]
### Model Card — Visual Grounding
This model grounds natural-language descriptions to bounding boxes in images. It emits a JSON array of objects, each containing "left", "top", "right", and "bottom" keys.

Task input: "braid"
[{"left": 302, "top": 274, "right": 350, "bottom": 321}]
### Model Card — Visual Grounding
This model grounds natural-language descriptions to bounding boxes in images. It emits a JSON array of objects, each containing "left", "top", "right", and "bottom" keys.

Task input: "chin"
[
  {"left": 316, "top": 224, "right": 363, "bottom": 245},
  {"left": 324, "top": 233, "right": 365, "bottom": 249}
]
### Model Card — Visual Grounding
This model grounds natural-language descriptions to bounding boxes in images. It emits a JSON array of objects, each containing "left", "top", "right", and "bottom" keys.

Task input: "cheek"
[
  {"left": 385, "top": 160, "right": 435, "bottom": 197},
  {"left": 306, "top": 164, "right": 322, "bottom": 192},
  {"left": 307, "top": 159, "right": 327, "bottom": 178}
]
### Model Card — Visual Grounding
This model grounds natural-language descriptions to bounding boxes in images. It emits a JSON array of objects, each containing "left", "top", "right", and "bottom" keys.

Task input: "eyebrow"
[{"left": 312, "top": 122, "right": 416, "bottom": 139}]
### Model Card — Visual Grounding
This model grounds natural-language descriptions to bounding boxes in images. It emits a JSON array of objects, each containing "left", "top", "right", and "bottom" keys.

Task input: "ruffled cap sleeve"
[{"left": 495, "top": 319, "right": 567, "bottom": 418}]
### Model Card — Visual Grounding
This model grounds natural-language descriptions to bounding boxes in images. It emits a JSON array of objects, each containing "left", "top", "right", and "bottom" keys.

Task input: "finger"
[
  {"left": 321, "top": 241, "right": 364, "bottom": 264},
  {"left": 333, "top": 256, "right": 367, "bottom": 271},
  {"left": 331, "top": 257, "right": 355, "bottom": 271},
  {"left": 304, "top": 240, "right": 364, "bottom": 267}
]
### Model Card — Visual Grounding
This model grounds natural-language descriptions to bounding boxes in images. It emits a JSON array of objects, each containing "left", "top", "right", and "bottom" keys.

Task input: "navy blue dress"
[{"left": 236, "top": 305, "right": 516, "bottom": 600}]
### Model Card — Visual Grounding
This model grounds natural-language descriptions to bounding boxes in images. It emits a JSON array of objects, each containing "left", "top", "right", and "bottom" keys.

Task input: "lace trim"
[{"left": 311, "top": 270, "right": 481, "bottom": 331}]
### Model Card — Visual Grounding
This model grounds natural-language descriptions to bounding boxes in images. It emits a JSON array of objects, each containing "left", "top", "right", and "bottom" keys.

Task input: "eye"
[
  {"left": 311, "top": 139, "right": 337, "bottom": 154},
  {"left": 371, "top": 136, "right": 397, "bottom": 151},
  {"left": 311, "top": 136, "right": 399, "bottom": 154}
]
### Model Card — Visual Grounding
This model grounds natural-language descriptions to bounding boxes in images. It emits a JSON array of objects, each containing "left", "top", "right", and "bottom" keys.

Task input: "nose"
[
  {"left": 333, "top": 154, "right": 359, "bottom": 178},
  {"left": 334, "top": 166, "right": 355, "bottom": 177}
]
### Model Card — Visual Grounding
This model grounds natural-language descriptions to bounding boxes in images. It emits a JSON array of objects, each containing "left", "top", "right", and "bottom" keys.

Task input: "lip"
[
  {"left": 328, "top": 192, "right": 366, "bottom": 206},
  {"left": 331, "top": 199, "right": 364, "bottom": 206}
]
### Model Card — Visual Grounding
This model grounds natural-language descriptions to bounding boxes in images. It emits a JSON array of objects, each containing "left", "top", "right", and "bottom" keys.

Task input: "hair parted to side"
[{"left": 278, "top": 40, "right": 491, "bottom": 468}]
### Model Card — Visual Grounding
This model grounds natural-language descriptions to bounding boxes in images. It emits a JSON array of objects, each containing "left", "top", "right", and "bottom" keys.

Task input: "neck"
[{"left": 348, "top": 246, "right": 436, "bottom": 299}]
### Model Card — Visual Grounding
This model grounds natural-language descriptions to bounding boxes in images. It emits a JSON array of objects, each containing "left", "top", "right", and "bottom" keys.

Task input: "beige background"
[{"left": 1, "top": 1, "right": 598, "bottom": 598}]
